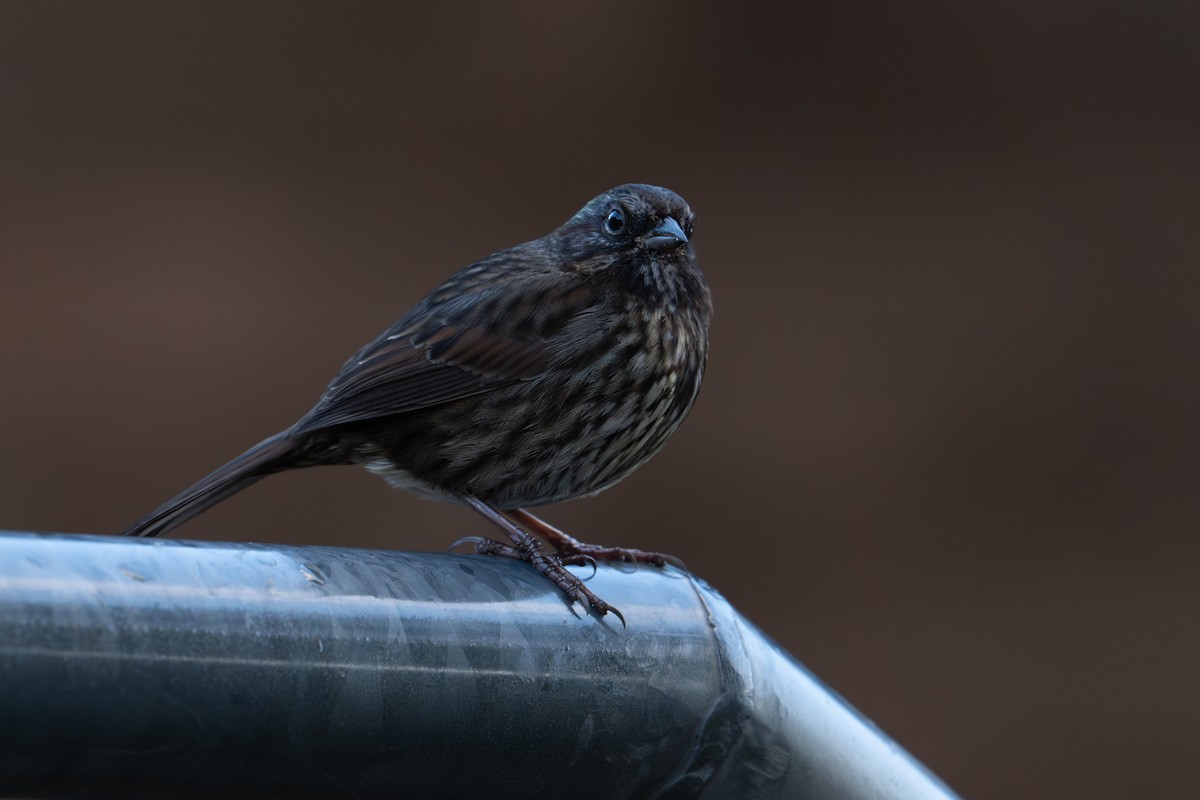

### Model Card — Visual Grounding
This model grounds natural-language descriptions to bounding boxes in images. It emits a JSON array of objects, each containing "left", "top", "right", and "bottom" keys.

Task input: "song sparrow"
[{"left": 124, "top": 184, "right": 712, "bottom": 624}]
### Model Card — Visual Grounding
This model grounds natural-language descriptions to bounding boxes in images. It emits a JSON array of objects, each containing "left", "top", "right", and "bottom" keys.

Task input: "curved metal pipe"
[{"left": 0, "top": 532, "right": 957, "bottom": 799}]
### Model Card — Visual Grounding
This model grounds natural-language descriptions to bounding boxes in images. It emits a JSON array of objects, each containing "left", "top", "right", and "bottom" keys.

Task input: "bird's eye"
[{"left": 603, "top": 207, "right": 626, "bottom": 236}]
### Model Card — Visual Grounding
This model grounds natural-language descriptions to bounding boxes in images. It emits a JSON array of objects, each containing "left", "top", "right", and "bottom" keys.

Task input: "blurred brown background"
[{"left": 1, "top": 2, "right": 1197, "bottom": 797}]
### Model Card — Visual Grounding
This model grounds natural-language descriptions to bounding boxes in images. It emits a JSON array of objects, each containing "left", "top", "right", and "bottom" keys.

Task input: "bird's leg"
[
  {"left": 461, "top": 497, "right": 625, "bottom": 626},
  {"left": 502, "top": 508, "right": 686, "bottom": 570}
]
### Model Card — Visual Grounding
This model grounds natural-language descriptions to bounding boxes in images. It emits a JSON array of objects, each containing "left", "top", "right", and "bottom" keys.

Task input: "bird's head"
[{"left": 555, "top": 184, "right": 705, "bottom": 308}]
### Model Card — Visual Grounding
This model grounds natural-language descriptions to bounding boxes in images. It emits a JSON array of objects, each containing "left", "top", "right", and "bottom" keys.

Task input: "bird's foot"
[
  {"left": 452, "top": 507, "right": 625, "bottom": 626},
  {"left": 500, "top": 508, "right": 686, "bottom": 570}
]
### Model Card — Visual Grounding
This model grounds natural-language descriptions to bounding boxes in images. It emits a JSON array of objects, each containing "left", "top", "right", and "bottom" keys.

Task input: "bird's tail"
[{"left": 123, "top": 431, "right": 302, "bottom": 538}]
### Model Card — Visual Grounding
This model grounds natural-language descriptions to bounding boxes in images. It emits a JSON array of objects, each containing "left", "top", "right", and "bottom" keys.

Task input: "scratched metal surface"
[{"left": 0, "top": 533, "right": 956, "bottom": 799}]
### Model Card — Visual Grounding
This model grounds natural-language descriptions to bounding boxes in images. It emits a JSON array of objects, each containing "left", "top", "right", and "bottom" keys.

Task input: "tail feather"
[{"left": 123, "top": 432, "right": 301, "bottom": 538}]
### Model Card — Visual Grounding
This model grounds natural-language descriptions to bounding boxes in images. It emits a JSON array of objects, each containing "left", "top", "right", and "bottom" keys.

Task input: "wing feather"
[{"left": 292, "top": 254, "right": 567, "bottom": 433}]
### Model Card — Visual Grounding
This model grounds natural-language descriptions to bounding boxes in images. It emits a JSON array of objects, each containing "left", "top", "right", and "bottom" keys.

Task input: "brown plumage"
[{"left": 124, "top": 184, "right": 712, "bottom": 623}]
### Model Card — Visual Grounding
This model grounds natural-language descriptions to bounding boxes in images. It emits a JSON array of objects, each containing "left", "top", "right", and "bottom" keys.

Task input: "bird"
[{"left": 124, "top": 184, "right": 712, "bottom": 624}]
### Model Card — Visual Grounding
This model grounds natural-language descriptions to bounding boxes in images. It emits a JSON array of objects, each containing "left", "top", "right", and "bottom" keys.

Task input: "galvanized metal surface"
[{"left": 0, "top": 532, "right": 958, "bottom": 799}]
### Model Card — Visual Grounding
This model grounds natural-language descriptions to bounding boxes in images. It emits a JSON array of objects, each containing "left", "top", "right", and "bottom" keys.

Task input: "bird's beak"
[{"left": 643, "top": 217, "right": 689, "bottom": 252}]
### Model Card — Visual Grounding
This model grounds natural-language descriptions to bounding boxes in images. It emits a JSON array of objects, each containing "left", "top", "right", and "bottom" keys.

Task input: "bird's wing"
[{"left": 292, "top": 258, "right": 570, "bottom": 434}]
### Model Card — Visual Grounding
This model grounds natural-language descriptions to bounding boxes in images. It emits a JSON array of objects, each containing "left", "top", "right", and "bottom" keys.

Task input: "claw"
[
  {"left": 592, "top": 601, "right": 626, "bottom": 628},
  {"left": 559, "top": 551, "right": 599, "bottom": 579},
  {"left": 449, "top": 536, "right": 488, "bottom": 554},
  {"left": 578, "top": 554, "right": 598, "bottom": 581},
  {"left": 660, "top": 553, "right": 688, "bottom": 570}
]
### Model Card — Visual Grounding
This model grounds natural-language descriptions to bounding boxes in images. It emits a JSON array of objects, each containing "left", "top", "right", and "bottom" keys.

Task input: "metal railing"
[{"left": 0, "top": 531, "right": 958, "bottom": 799}]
